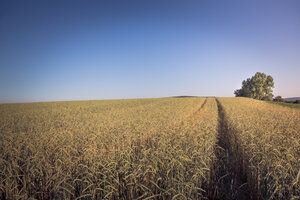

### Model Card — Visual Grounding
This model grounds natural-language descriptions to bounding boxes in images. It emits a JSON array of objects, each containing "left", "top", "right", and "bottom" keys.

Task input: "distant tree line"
[
  {"left": 273, "top": 96, "right": 300, "bottom": 104},
  {"left": 234, "top": 72, "right": 274, "bottom": 101}
]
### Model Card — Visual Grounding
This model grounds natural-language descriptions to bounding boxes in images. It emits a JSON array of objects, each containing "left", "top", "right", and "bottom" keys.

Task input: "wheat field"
[
  {"left": 217, "top": 97, "right": 300, "bottom": 200},
  {"left": 0, "top": 97, "right": 299, "bottom": 199}
]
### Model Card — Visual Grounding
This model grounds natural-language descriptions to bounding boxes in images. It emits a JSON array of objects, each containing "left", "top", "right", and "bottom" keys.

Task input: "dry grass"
[
  {"left": 218, "top": 97, "right": 300, "bottom": 200},
  {"left": 0, "top": 97, "right": 219, "bottom": 199}
]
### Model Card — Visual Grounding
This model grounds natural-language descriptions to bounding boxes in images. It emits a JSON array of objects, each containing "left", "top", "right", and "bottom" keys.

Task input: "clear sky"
[{"left": 0, "top": 0, "right": 299, "bottom": 102}]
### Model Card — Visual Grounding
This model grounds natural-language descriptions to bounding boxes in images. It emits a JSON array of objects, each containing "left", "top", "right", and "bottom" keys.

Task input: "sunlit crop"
[
  {"left": 218, "top": 97, "right": 300, "bottom": 199},
  {"left": 1, "top": 97, "right": 299, "bottom": 199},
  {"left": 0, "top": 98, "right": 219, "bottom": 199}
]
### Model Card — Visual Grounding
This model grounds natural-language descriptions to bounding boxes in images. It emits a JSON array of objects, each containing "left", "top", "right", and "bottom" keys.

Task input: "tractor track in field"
[
  {"left": 192, "top": 97, "right": 207, "bottom": 116},
  {"left": 201, "top": 97, "right": 208, "bottom": 109},
  {"left": 210, "top": 98, "right": 252, "bottom": 200}
]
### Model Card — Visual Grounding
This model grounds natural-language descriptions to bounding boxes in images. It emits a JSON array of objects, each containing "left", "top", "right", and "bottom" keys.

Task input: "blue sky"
[{"left": 0, "top": 1, "right": 299, "bottom": 102}]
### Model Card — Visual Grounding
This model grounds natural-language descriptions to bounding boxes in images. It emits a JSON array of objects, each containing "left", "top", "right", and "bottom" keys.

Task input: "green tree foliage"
[
  {"left": 234, "top": 72, "right": 274, "bottom": 100},
  {"left": 273, "top": 96, "right": 284, "bottom": 102}
]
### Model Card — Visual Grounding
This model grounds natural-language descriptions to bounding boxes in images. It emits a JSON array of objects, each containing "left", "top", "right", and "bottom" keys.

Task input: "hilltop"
[{"left": 284, "top": 97, "right": 300, "bottom": 100}]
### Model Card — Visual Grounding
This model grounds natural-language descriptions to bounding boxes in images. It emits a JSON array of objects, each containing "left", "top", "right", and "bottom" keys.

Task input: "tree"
[
  {"left": 273, "top": 96, "right": 283, "bottom": 102},
  {"left": 234, "top": 72, "right": 274, "bottom": 100}
]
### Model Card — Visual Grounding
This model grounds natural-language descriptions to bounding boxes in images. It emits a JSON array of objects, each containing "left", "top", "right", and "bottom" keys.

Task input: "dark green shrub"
[{"left": 273, "top": 96, "right": 284, "bottom": 102}]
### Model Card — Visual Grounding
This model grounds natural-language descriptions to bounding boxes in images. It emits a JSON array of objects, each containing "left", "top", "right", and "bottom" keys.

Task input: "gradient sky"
[{"left": 0, "top": 0, "right": 299, "bottom": 102}]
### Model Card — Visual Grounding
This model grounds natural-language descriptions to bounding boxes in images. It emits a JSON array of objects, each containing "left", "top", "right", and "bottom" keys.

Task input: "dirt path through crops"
[{"left": 211, "top": 98, "right": 251, "bottom": 200}]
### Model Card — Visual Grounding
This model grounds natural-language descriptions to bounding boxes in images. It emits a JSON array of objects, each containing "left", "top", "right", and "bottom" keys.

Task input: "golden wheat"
[
  {"left": 1, "top": 97, "right": 298, "bottom": 199},
  {"left": 218, "top": 97, "right": 300, "bottom": 199},
  {"left": 0, "top": 97, "right": 219, "bottom": 199}
]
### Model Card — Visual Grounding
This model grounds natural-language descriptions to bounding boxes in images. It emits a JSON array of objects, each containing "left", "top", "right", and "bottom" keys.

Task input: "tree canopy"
[
  {"left": 234, "top": 72, "right": 274, "bottom": 100},
  {"left": 273, "top": 96, "right": 283, "bottom": 102}
]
